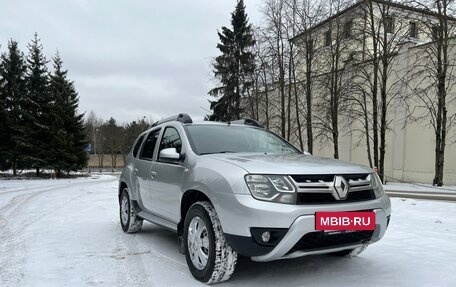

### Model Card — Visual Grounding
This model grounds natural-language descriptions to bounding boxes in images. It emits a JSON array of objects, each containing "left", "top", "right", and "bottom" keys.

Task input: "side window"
[
  {"left": 344, "top": 19, "right": 353, "bottom": 39},
  {"left": 139, "top": 129, "right": 161, "bottom": 160},
  {"left": 385, "top": 16, "right": 394, "bottom": 34},
  {"left": 132, "top": 134, "right": 145, "bottom": 158},
  {"left": 324, "top": 30, "right": 331, "bottom": 46},
  {"left": 159, "top": 127, "right": 182, "bottom": 156}
]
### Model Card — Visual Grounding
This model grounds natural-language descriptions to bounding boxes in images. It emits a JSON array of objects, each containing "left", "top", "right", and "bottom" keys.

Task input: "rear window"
[
  {"left": 132, "top": 134, "right": 145, "bottom": 158},
  {"left": 140, "top": 129, "right": 161, "bottom": 160}
]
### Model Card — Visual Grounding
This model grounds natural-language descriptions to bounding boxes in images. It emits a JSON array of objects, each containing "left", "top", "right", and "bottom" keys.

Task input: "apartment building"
[{"left": 284, "top": 0, "right": 456, "bottom": 184}]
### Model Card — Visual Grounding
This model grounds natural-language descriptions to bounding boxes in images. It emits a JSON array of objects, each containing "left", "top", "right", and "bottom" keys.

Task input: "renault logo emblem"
[{"left": 333, "top": 176, "right": 349, "bottom": 200}]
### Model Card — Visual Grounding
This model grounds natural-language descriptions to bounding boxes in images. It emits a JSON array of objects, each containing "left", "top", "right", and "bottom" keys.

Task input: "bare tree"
[
  {"left": 249, "top": 26, "right": 277, "bottom": 129},
  {"left": 284, "top": 0, "right": 304, "bottom": 147},
  {"left": 312, "top": 0, "right": 357, "bottom": 159},
  {"left": 103, "top": 117, "right": 122, "bottom": 171},
  {"left": 261, "top": 0, "right": 289, "bottom": 138},
  {"left": 244, "top": 28, "right": 265, "bottom": 122},
  {"left": 256, "top": 0, "right": 325, "bottom": 149},
  {"left": 288, "top": 0, "right": 325, "bottom": 153},
  {"left": 350, "top": 0, "right": 412, "bottom": 180},
  {"left": 406, "top": 0, "right": 456, "bottom": 185}
]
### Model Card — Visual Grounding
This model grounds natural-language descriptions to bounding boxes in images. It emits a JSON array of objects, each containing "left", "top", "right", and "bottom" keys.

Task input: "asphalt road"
[{"left": 385, "top": 190, "right": 456, "bottom": 201}]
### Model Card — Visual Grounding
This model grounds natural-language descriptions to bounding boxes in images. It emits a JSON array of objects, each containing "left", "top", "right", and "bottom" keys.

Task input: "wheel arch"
[
  {"left": 119, "top": 181, "right": 128, "bottom": 202},
  {"left": 178, "top": 189, "right": 212, "bottom": 236}
]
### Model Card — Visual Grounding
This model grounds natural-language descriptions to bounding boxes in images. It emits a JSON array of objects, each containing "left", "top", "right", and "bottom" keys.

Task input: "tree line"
[
  {"left": 209, "top": 0, "right": 456, "bottom": 186},
  {"left": 84, "top": 112, "right": 151, "bottom": 170},
  {"left": 0, "top": 34, "right": 86, "bottom": 177}
]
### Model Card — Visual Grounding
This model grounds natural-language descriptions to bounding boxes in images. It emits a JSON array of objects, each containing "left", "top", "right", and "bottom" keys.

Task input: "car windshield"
[{"left": 185, "top": 125, "right": 301, "bottom": 155}]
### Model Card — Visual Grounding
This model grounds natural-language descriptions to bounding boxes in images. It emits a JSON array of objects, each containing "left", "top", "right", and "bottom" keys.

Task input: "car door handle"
[
  {"left": 150, "top": 171, "right": 157, "bottom": 179},
  {"left": 134, "top": 168, "right": 139, "bottom": 174}
]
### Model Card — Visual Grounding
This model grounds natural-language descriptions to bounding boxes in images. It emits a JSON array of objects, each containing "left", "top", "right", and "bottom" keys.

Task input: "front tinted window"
[
  {"left": 159, "top": 127, "right": 182, "bottom": 154},
  {"left": 185, "top": 125, "right": 300, "bottom": 155},
  {"left": 132, "top": 134, "right": 145, "bottom": 158},
  {"left": 140, "top": 129, "right": 161, "bottom": 160}
]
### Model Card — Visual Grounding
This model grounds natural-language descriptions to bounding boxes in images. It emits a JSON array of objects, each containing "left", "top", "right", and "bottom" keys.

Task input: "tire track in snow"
[
  {"left": 0, "top": 178, "right": 116, "bottom": 221},
  {"left": 87, "top": 185, "right": 190, "bottom": 286},
  {"left": 0, "top": 177, "right": 117, "bottom": 286}
]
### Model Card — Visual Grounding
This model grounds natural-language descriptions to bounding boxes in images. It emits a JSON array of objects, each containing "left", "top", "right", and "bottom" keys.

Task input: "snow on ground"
[{"left": 1, "top": 176, "right": 456, "bottom": 287}]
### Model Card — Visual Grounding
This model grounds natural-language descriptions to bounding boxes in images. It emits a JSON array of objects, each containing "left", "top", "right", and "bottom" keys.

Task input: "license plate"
[{"left": 315, "top": 211, "right": 376, "bottom": 231}]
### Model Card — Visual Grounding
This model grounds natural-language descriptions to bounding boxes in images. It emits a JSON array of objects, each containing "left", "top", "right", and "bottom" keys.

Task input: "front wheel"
[
  {"left": 184, "top": 201, "right": 237, "bottom": 284},
  {"left": 119, "top": 188, "right": 143, "bottom": 233}
]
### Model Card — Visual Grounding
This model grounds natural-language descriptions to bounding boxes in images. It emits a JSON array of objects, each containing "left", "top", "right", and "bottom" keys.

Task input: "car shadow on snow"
[
  {"left": 228, "top": 253, "right": 388, "bottom": 286},
  {"left": 136, "top": 222, "right": 181, "bottom": 250}
]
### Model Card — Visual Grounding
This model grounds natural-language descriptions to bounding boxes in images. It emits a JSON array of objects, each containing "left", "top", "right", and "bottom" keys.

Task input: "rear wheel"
[
  {"left": 119, "top": 188, "right": 143, "bottom": 233},
  {"left": 184, "top": 201, "right": 237, "bottom": 284}
]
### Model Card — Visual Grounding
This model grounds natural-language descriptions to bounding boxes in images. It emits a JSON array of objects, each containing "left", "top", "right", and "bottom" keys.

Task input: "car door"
[
  {"left": 129, "top": 132, "right": 145, "bottom": 203},
  {"left": 134, "top": 128, "right": 161, "bottom": 212},
  {"left": 150, "top": 126, "right": 186, "bottom": 223}
]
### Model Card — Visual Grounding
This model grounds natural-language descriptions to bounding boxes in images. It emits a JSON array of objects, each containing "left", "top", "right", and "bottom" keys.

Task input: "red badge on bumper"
[{"left": 315, "top": 211, "right": 376, "bottom": 231}]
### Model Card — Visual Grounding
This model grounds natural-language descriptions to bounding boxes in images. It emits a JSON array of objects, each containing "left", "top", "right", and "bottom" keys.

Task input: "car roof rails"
[
  {"left": 152, "top": 113, "right": 193, "bottom": 127},
  {"left": 230, "top": 119, "right": 263, "bottom": 128}
]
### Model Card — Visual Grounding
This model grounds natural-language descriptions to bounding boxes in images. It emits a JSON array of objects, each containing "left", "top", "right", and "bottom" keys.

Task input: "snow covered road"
[{"left": 1, "top": 175, "right": 455, "bottom": 287}]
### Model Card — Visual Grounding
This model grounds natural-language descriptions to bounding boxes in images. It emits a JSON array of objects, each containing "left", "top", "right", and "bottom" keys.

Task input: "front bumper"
[
  {"left": 213, "top": 192, "right": 391, "bottom": 261},
  {"left": 251, "top": 208, "right": 388, "bottom": 262}
]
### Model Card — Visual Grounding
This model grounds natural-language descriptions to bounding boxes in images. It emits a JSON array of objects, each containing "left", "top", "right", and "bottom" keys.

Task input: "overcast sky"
[{"left": 0, "top": 0, "right": 263, "bottom": 123}]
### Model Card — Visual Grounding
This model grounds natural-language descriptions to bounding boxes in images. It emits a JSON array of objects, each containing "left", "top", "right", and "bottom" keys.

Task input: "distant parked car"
[{"left": 118, "top": 113, "right": 391, "bottom": 284}]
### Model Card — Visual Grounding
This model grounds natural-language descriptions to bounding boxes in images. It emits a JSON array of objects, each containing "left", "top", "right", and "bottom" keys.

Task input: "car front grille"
[
  {"left": 290, "top": 173, "right": 376, "bottom": 204},
  {"left": 288, "top": 230, "right": 374, "bottom": 253},
  {"left": 296, "top": 189, "right": 376, "bottom": 204},
  {"left": 291, "top": 173, "right": 370, "bottom": 184}
]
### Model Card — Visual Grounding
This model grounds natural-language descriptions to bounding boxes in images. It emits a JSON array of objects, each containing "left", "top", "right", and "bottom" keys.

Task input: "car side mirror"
[{"left": 159, "top": 147, "right": 181, "bottom": 164}]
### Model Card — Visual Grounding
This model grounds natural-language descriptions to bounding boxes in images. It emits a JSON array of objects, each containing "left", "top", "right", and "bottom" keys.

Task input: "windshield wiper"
[{"left": 199, "top": 151, "right": 236, "bottom": 155}]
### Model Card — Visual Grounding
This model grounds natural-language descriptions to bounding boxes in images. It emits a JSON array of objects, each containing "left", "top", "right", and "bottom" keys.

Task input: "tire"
[
  {"left": 183, "top": 201, "right": 237, "bottom": 284},
  {"left": 119, "top": 188, "right": 143, "bottom": 233},
  {"left": 330, "top": 245, "right": 367, "bottom": 258}
]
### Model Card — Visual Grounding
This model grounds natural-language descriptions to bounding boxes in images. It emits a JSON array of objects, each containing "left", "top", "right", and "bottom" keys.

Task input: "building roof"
[{"left": 290, "top": 0, "right": 456, "bottom": 42}]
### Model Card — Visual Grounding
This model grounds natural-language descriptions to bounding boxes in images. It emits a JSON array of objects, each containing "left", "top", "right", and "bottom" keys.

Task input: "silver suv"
[{"left": 118, "top": 114, "right": 391, "bottom": 284}]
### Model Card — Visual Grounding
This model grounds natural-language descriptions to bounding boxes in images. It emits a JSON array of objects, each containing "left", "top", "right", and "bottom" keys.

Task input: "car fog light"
[
  {"left": 261, "top": 231, "right": 271, "bottom": 243},
  {"left": 279, "top": 194, "right": 295, "bottom": 203}
]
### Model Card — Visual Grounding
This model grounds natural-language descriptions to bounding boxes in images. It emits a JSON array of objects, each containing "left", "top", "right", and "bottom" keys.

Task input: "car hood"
[{"left": 205, "top": 153, "right": 373, "bottom": 175}]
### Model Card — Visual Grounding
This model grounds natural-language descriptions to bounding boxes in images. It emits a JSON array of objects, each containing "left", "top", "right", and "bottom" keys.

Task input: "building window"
[
  {"left": 344, "top": 20, "right": 353, "bottom": 39},
  {"left": 432, "top": 26, "right": 439, "bottom": 40},
  {"left": 306, "top": 39, "right": 313, "bottom": 54},
  {"left": 410, "top": 22, "right": 417, "bottom": 38},
  {"left": 385, "top": 16, "right": 394, "bottom": 33},
  {"left": 324, "top": 30, "right": 331, "bottom": 46}
]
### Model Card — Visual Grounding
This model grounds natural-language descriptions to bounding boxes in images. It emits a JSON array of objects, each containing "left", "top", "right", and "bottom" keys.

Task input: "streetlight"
[{"left": 94, "top": 127, "right": 100, "bottom": 173}]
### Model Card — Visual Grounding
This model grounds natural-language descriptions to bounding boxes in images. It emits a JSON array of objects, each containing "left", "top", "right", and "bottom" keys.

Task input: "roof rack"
[
  {"left": 152, "top": 113, "right": 193, "bottom": 127},
  {"left": 230, "top": 119, "right": 263, "bottom": 128}
]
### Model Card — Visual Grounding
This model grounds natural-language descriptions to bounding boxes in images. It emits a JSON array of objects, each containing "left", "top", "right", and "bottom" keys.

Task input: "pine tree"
[
  {"left": 0, "top": 44, "right": 6, "bottom": 171},
  {"left": 0, "top": 40, "right": 27, "bottom": 174},
  {"left": 23, "top": 33, "right": 52, "bottom": 176},
  {"left": 209, "top": 0, "right": 255, "bottom": 121},
  {"left": 49, "top": 52, "right": 87, "bottom": 175},
  {"left": 121, "top": 118, "right": 150, "bottom": 156}
]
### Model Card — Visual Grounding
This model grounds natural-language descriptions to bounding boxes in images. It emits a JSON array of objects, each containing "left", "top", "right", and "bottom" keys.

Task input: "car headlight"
[
  {"left": 371, "top": 173, "right": 385, "bottom": 198},
  {"left": 245, "top": 175, "right": 296, "bottom": 204}
]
